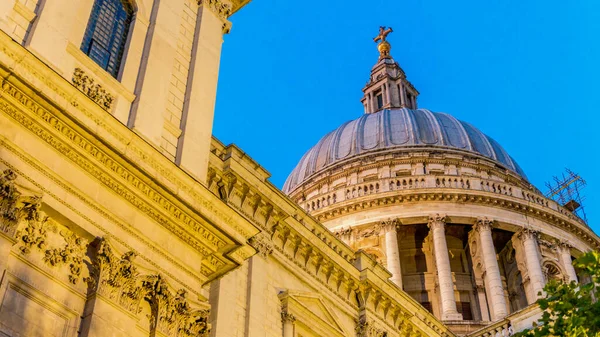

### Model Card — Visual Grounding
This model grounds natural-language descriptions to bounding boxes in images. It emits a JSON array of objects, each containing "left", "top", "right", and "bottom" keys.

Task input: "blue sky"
[{"left": 213, "top": 0, "right": 599, "bottom": 231}]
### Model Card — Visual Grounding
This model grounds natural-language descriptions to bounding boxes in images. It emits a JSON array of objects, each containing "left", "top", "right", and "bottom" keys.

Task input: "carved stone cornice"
[
  {"left": 198, "top": 0, "right": 232, "bottom": 20},
  {"left": 0, "top": 75, "right": 247, "bottom": 281},
  {"left": 310, "top": 189, "right": 600, "bottom": 250},
  {"left": 248, "top": 233, "right": 273, "bottom": 258},
  {"left": 427, "top": 214, "right": 446, "bottom": 230}
]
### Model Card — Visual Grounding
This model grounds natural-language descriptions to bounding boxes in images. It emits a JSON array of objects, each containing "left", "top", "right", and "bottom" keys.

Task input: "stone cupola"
[{"left": 361, "top": 26, "right": 419, "bottom": 113}]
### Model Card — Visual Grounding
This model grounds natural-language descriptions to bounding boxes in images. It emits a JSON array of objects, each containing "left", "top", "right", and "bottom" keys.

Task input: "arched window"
[{"left": 81, "top": 0, "right": 133, "bottom": 78}]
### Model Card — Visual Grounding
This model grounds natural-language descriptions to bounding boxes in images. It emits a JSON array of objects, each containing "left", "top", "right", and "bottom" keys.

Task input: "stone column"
[
  {"left": 399, "top": 84, "right": 406, "bottom": 107},
  {"left": 474, "top": 218, "right": 508, "bottom": 321},
  {"left": 558, "top": 242, "right": 578, "bottom": 283},
  {"left": 428, "top": 215, "right": 462, "bottom": 320},
  {"left": 475, "top": 284, "right": 491, "bottom": 321},
  {"left": 518, "top": 229, "right": 545, "bottom": 301},
  {"left": 281, "top": 312, "right": 296, "bottom": 337},
  {"left": 385, "top": 83, "right": 392, "bottom": 106},
  {"left": 382, "top": 219, "right": 402, "bottom": 288}
]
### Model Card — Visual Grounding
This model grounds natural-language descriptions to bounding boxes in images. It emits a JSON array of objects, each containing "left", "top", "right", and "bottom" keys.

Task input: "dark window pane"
[{"left": 81, "top": 0, "right": 132, "bottom": 78}]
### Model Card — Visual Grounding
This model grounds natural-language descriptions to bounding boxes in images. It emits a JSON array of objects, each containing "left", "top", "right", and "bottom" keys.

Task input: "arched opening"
[{"left": 81, "top": 0, "right": 134, "bottom": 78}]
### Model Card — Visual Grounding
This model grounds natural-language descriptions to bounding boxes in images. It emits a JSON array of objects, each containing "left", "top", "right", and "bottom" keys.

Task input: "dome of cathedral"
[{"left": 283, "top": 108, "right": 526, "bottom": 194}]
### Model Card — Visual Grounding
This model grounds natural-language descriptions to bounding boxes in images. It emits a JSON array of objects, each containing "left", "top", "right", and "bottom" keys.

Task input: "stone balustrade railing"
[
  {"left": 301, "top": 175, "right": 588, "bottom": 226},
  {"left": 468, "top": 320, "right": 513, "bottom": 337}
]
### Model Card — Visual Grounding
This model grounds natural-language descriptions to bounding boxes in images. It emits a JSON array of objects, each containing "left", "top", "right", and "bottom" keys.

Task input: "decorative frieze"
[{"left": 72, "top": 68, "right": 114, "bottom": 111}]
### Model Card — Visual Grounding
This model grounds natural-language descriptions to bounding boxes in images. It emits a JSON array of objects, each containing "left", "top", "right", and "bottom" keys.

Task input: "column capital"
[
  {"left": 557, "top": 240, "right": 573, "bottom": 251},
  {"left": 427, "top": 214, "right": 446, "bottom": 230},
  {"left": 281, "top": 311, "right": 296, "bottom": 323},
  {"left": 381, "top": 218, "right": 400, "bottom": 233},
  {"left": 517, "top": 228, "right": 539, "bottom": 241},
  {"left": 474, "top": 217, "right": 494, "bottom": 232}
]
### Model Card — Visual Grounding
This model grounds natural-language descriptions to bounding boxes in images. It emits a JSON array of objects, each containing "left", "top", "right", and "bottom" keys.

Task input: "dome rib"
[{"left": 283, "top": 108, "right": 526, "bottom": 194}]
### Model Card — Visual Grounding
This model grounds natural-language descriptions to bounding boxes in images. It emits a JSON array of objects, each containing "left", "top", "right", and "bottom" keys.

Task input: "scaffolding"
[{"left": 545, "top": 168, "right": 588, "bottom": 223}]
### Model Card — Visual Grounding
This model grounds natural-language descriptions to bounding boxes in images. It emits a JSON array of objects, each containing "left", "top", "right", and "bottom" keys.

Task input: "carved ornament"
[
  {"left": 44, "top": 230, "right": 89, "bottom": 284},
  {"left": 198, "top": 0, "right": 232, "bottom": 20},
  {"left": 248, "top": 233, "right": 273, "bottom": 258},
  {"left": 72, "top": 68, "right": 114, "bottom": 111},
  {"left": 474, "top": 217, "right": 494, "bottom": 232},
  {"left": 427, "top": 214, "right": 446, "bottom": 230},
  {"left": 88, "top": 239, "right": 210, "bottom": 336},
  {"left": 381, "top": 218, "right": 400, "bottom": 233}
]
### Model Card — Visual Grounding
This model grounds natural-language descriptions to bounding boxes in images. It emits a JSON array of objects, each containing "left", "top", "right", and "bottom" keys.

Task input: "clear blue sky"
[{"left": 213, "top": 0, "right": 599, "bottom": 232}]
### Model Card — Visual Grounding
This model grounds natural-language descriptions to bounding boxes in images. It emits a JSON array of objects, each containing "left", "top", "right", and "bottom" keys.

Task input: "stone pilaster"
[
  {"left": 382, "top": 219, "right": 402, "bottom": 288},
  {"left": 474, "top": 217, "right": 508, "bottom": 320},
  {"left": 281, "top": 311, "right": 296, "bottom": 337},
  {"left": 177, "top": 0, "right": 233, "bottom": 182},
  {"left": 558, "top": 241, "right": 578, "bottom": 283},
  {"left": 428, "top": 214, "right": 462, "bottom": 320},
  {"left": 517, "top": 228, "right": 545, "bottom": 302}
]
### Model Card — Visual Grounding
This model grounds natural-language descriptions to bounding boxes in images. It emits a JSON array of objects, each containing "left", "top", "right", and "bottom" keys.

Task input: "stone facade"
[
  {"left": 0, "top": 2, "right": 474, "bottom": 337},
  {"left": 0, "top": 2, "right": 596, "bottom": 337}
]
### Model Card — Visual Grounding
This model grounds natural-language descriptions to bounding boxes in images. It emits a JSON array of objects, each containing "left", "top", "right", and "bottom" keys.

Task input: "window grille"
[{"left": 81, "top": 0, "right": 133, "bottom": 78}]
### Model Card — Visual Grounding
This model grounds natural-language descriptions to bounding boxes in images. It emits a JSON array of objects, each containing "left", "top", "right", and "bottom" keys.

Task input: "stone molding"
[
  {"left": 0, "top": 71, "right": 248, "bottom": 282},
  {"left": 0, "top": 32, "right": 260, "bottom": 281},
  {"left": 310, "top": 189, "right": 599, "bottom": 250}
]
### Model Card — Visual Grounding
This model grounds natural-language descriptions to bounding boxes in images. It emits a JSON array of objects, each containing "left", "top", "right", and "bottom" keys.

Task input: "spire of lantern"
[{"left": 361, "top": 26, "right": 420, "bottom": 114}]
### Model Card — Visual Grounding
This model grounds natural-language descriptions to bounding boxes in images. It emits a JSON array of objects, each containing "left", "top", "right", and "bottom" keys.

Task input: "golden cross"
[{"left": 374, "top": 26, "right": 393, "bottom": 43}]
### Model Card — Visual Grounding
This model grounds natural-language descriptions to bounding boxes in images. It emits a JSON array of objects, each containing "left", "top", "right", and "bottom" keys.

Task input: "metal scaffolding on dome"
[{"left": 545, "top": 168, "right": 588, "bottom": 223}]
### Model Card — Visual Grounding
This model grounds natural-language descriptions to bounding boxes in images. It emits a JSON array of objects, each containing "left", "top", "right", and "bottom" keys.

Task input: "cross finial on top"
[{"left": 374, "top": 26, "right": 393, "bottom": 43}]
